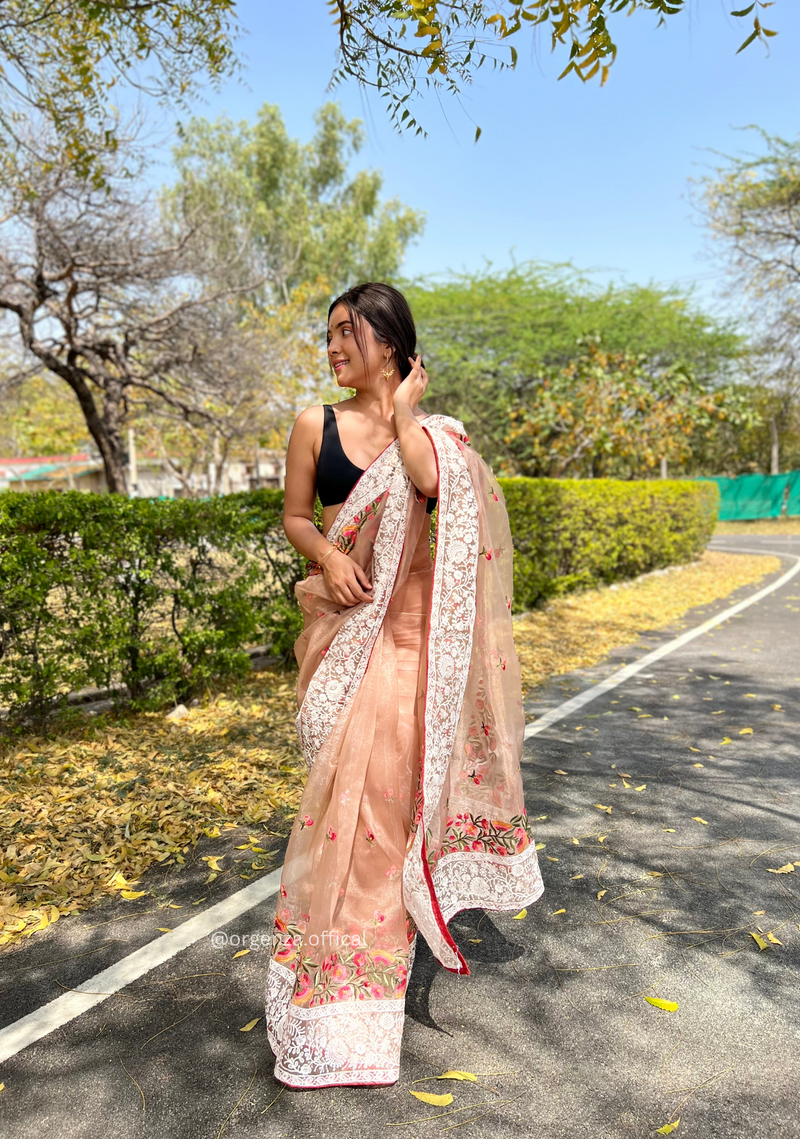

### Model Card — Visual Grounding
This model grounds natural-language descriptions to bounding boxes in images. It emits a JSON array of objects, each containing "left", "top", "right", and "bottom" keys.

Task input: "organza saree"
[{"left": 264, "top": 414, "right": 544, "bottom": 1088}]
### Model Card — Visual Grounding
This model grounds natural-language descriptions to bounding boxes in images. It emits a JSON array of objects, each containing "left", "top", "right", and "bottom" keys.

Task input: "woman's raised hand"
[
  {"left": 322, "top": 549, "right": 374, "bottom": 607},
  {"left": 393, "top": 354, "right": 429, "bottom": 409}
]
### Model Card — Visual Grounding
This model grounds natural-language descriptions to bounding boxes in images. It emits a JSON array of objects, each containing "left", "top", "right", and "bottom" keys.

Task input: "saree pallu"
[{"left": 265, "top": 415, "right": 544, "bottom": 1088}]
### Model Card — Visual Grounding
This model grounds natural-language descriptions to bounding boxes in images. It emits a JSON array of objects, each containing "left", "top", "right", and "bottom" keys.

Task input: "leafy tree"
[
  {"left": 329, "top": 1, "right": 778, "bottom": 137},
  {"left": 0, "top": 0, "right": 239, "bottom": 184},
  {"left": 408, "top": 262, "right": 746, "bottom": 467},
  {"left": 0, "top": 375, "right": 90, "bottom": 457},
  {"left": 699, "top": 126, "right": 800, "bottom": 473},
  {"left": 502, "top": 344, "right": 758, "bottom": 479},
  {"left": 165, "top": 102, "right": 425, "bottom": 304}
]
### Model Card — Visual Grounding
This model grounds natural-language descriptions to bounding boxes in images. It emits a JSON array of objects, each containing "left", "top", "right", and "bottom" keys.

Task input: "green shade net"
[
  {"left": 787, "top": 470, "right": 800, "bottom": 518},
  {"left": 696, "top": 474, "right": 791, "bottom": 521}
]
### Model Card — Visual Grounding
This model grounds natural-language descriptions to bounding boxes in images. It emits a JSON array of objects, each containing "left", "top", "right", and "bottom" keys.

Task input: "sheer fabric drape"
[{"left": 265, "top": 416, "right": 543, "bottom": 1088}]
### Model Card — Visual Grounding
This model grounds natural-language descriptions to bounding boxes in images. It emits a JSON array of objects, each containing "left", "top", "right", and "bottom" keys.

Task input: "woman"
[{"left": 264, "top": 282, "right": 543, "bottom": 1089}]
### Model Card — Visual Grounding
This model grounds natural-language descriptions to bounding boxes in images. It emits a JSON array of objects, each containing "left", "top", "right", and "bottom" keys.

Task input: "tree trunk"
[
  {"left": 660, "top": 456, "right": 668, "bottom": 479},
  {"left": 769, "top": 417, "right": 780, "bottom": 475}
]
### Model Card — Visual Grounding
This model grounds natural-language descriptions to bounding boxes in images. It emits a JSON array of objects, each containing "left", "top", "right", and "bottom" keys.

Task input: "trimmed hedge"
[
  {"left": 0, "top": 490, "right": 305, "bottom": 723},
  {"left": 499, "top": 477, "right": 720, "bottom": 611},
  {"left": 0, "top": 477, "right": 718, "bottom": 724}
]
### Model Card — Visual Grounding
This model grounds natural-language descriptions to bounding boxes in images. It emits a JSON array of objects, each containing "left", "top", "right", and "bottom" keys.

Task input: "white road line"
[
  {"left": 0, "top": 866, "right": 283, "bottom": 1065},
  {"left": 523, "top": 547, "right": 800, "bottom": 739},
  {"left": 2, "top": 545, "right": 795, "bottom": 1067}
]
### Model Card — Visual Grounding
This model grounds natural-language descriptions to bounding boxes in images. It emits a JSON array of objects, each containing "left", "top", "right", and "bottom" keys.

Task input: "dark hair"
[{"left": 327, "top": 282, "right": 417, "bottom": 379}]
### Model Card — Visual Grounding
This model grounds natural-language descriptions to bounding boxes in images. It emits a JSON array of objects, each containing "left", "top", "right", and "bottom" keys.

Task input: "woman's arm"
[
  {"left": 282, "top": 407, "right": 374, "bottom": 607},
  {"left": 393, "top": 355, "right": 439, "bottom": 498}
]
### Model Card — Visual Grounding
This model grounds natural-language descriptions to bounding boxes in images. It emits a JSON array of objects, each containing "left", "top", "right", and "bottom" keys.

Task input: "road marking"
[
  {"left": 2, "top": 545, "right": 796, "bottom": 1066},
  {"left": 0, "top": 866, "right": 283, "bottom": 1065},
  {"left": 524, "top": 548, "right": 800, "bottom": 739}
]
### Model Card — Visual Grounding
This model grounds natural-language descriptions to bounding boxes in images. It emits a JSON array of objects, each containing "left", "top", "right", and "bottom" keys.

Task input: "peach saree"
[{"left": 264, "top": 414, "right": 544, "bottom": 1088}]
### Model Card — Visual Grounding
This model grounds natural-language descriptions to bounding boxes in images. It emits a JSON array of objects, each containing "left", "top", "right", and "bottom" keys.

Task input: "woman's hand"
[
  {"left": 323, "top": 549, "right": 374, "bottom": 607},
  {"left": 393, "top": 354, "right": 429, "bottom": 410}
]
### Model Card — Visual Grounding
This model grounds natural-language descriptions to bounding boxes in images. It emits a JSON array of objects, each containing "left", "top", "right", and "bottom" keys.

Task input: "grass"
[{"left": 0, "top": 548, "right": 782, "bottom": 951}]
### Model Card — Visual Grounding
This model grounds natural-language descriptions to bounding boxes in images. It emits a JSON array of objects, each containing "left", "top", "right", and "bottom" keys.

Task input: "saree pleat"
[{"left": 265, "top": 416, "right": 543, "bottom": 1089}]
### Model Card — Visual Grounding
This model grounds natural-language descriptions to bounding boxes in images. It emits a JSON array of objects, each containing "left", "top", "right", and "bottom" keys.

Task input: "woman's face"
[{"left": 326, "top": 303, "right": 391, "bottom": 390}]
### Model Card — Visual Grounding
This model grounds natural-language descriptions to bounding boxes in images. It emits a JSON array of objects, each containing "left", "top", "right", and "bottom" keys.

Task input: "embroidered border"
[
  {"left": 433, "top": 842, "right": 545, "bottom": 924},
  {"left": 265, "top": 959, "right": 405, "bottom": 1088},
  {"left": 403, "top": 428, "right": 480, "bottom": 972}
]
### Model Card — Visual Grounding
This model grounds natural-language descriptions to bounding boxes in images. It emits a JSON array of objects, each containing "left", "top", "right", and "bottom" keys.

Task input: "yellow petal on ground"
[
  {"left": 535, "top": 842, "right": 546, "bottom": 849},
  {"left": 594, "top": 804, "right": 613, "bottom": 813},
  {"left": 571, "top": 838, "right": 580, "bottom": 845},
  {"left": 598, "top": 835, "right": 607, "bottom": 842},
  {"left": 553, "top": 769, "right": 568, "bottom": 776},
  {"left": 766, "top": 932, "right": 783, "bottom": 945},
  {"left": 771, "top": 704, "right": 782, "bottom": 711},
  {"left": 663, "top": 828, "right": 676, "bottom": 832},
  {"left": 689, "top": 747, "right": 700, "bottom": 752},
  {"left": 546, "top": 856, "right": 559, "bottom": 862},
  {"left": 240, "top": 1018, "right": 260, "bottom": 1031},
  {"left": 467, "top": 938, "right": 482, "bottom": 943},
  {"left": 647, "top": 871, "right": 663, "bottom": 877},
  {"left": 622, "top": 779, "right": 631, "bottom": 788},
  {"left": 744, "top": 694, "right": 757, "bottom": 698},
  {"left": 692, "top": 763, "right": 704, "bottom": 768},
  {"left": 157, "top": 927, "right": 173, "bottom": 933},
  {"left": 597, "top": 890, "right": 607, "bottom": 899},
  {"left": 644, "top": 997, "right": 679, "bottom": 1011},
  {"left": 634, "top": 784, "right": 646, "bottom": 791},
  {"left": 204, "top": 825, "right": 221, "bottom": 838},
  {"left": 410, "top": 1091, "right": 453, "bottom": 1106},
  {"left": 692, "top": 817, "right": 708, "bottom": 825},
  {"left": 552, "top": 908, "right": 566, "bottom": 915},
  {"left": 720, "top": 737, "right": 732, "bottom": 745},
  {"left": 570, "top": 873, "right": 584, "bottom": 880},
  {"left": 202, "top": 855, "right": 224, "bottom": 871},
  {"left": 437, "top": 1071, "right": 478, "bottom": 1082},
  {"left": 120, "top": 890, "right": 147, "bottom": 900},
  {"left": 638, "top": 714, "right": 652, "bottom": 719},
  {"left": 766, "top": 863, "right": 795, "bottom": 874},
  {"left": 750, "top": 932, "right": 770, "bottom": 950},
  {"left": 512, "top": 908, "right": 527, "bottom": 919},
  {"left": 739, "top": 728, "right": 753, "bottom": 735},
  {"left": 656, "top": 1120, "right": 681, "bottom": 1135}
]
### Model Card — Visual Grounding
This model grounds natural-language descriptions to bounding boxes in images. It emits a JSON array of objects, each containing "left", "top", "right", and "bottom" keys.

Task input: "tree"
[
  {"left": 501, "top": 343, "right": 758, "bottom": 479},
  {"left": 408, "top": 262, "right": 746, "bottom": 468},
  {"left": 0, "top": 138, "right": 276, "bottom": 493},
  {"left": 0, "top": 0, "right": 238, "bottom": 184},
  {"left": 329, "top": 1, "right": 779, "bottom": 137},
  {"left": 165, "top": 101, "right": 425, "bottom": 304},
  {"left": 699, "top": 126, "right": 800, "bottom": 473},
  {"left": 0, "top": 374, "right": 90, "bottom": 457}
]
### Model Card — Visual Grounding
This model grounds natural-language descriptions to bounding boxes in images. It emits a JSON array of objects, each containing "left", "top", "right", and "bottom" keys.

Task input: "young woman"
[{"left": 264, "top": 282, "right": 543, "bottom": 1088}]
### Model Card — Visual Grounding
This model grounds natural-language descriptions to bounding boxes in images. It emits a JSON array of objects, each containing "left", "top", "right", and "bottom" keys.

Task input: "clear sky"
[{"left": 153, "top": 0, "right": 800, "bottom": 320}]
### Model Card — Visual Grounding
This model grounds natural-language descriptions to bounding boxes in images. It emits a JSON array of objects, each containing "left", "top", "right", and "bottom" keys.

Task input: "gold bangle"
[{"left": 319, "top": 544, "right": 338, "bottom": 567}]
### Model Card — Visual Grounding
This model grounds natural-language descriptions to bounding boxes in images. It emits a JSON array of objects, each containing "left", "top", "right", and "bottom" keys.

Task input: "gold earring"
[{"left": 380, "top": 364, "right": 395, "bottom": 379}]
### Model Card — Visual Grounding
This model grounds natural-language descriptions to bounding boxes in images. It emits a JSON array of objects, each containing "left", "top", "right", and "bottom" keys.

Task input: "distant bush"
[
  {"left": 500, "top": 477, "right": 720, "bottom": 611},
  {"left": 0, "top": 477, "right": 719, "bottom": 725}
]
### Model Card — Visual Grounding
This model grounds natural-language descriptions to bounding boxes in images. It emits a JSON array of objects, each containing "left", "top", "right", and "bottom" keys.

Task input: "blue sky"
[{"left": 153, "top": 1, "right": 799, "bottom": 320}]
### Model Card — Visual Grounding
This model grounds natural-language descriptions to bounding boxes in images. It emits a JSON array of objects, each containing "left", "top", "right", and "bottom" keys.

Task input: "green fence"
[{"left": 696, "top": 471, "right": 800, "bottom": 521}]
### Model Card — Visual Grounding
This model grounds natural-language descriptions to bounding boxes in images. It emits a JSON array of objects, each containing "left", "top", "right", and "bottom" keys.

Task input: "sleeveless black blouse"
[{"left": 316, "top": 405, "right": 437, "bottom": 513}]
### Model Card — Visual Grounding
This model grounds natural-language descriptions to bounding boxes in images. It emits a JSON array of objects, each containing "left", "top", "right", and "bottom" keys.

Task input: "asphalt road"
[{"left": 1, "top": 534, "right": 798, "bottom": 1139}]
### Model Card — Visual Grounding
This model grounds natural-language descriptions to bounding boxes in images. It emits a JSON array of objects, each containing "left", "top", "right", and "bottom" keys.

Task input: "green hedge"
[
  {"left": 0, "top": 490, "right": 306, "bottom": 724},
  {"left": 0, "top": 477, "right": 718, "bottom": 725},
  {"left": 499, "top": 477, "right": 720, "bottom": 611}
]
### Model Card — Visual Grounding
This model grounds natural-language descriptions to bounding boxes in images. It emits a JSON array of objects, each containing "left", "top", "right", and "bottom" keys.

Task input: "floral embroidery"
[
  {"left": 326, "top": 827, "right": 336, "bottom": 841},
  {"left": 427, "top": 810, "right": 533, "bottom": 870},
  {"left": 305, "top": 493, "right": 386, "bottom": 577},
  {"left": 480, "top": 545, "right": 493, "bottom": 560},
  {"left": 300, "top": 815, "right": 314, "bottom": 829},
  {"left": 365, "top": 828, "right": 375, "bottom": 845}
]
